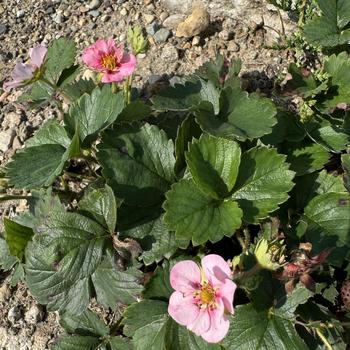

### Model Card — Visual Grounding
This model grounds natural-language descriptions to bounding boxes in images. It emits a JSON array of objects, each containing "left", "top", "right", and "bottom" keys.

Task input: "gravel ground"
[{"left": 0, "top": 0, "right": 297, "bottom": 349}]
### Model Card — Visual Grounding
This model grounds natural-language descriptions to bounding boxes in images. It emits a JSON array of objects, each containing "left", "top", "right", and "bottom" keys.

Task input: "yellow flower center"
[
  {"left": 101, "top": 54, "right": 118, "bottom": 71},
  {"left": 199, "top": 283, "right": 216, "bottom": 306}
]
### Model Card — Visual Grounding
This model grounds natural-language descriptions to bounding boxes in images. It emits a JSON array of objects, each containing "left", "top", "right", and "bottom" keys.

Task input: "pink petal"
[
  {"left": 201, "top": 254, "right": 232, "bottom": 284},
  {"left": 219, "top": 279, "right": 236, "bottom": 314},
  {"left": 187, "top": 309, "right": 211, "bottom": 336},
  {"left": 168, "top": 291, "right": 199, "bottom": 326},
  {"left": 170, "top": 260, "right": 201, "bottom": 293},
  {"left": 101, "top": 71, "right": 125, "bottom": 83},
  {"left": 113, "top": 44, "right": 125, "bottom": 62},
  {"left": 94, "top": 38, "right": 115, "bottom": 54},
  {"left": 82, "top": 47, "right": 103, "bottom": 69},
  {"left": 12, "top": 62, "right": 34, "bottom": 81},
  {"left": 119, "top": 53, "right": 137, "bottom": 76},
  {"left": 201, "top": 313, "right": 230, "bottom": 343},
  {"left": 3, "top": 79, "right": 22, "bottom": 92},
  {"left": 29, "top": 45, "right": 47, "bottom": 68}
]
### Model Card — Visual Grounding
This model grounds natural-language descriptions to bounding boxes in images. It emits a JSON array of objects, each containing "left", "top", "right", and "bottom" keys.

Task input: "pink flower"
[
  {"left": 3, "top": 45, "right": 47, "bottom": 92},
  {"left": 82, "top": 38, "right": 136, "bottom": 83},
  {"left": 168, "top": 254, "right": 236, "bottom": 343}
]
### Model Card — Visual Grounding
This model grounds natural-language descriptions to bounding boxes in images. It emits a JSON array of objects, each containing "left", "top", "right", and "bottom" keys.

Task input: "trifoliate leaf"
[
  {"left": 195, "top": 84, "right": 277, "bottom": 141},
  {"left": 68, "top": 85, "right": 124, "bottom": 145},
  {"left": 232, "top": 147, "right": 295, "bottom": 223},
  {"left": 79, "top": 184, "right": 117, "bottom": 234},
  {"left": 186, "top": 134, "right": 241, "bottom": 199},
  {"left": 62, "top": 78, "right": 96, "bottom": 101},
  {"left": 44, "top": 38, "right": 77, "bottom": 84},
  {"left": 303, "top": 0, "right": 350, "bottom": 48},
  {"left": 4, "top": 218, "right": 34, "bottom": 260},
  {"left": 98, "top": 123, "right": 176, "bottom": 207},
  {"left": 164, "top": 179, "right": 242, "bottom": 245},
  {"left": 6, "top": 144, "right": 68, "bottom": 189},
  {"left": 151, "top": 79, "right": 220, "bottom": 114}
]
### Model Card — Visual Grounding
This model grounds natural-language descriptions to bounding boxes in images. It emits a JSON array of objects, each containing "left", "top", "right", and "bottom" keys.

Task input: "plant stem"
[
  {"left": 123, "top": 75, "right": 133, "bottom": 105},
  {"left": 298, "top": 0, "right": 308, "bottom": 27},
  {"left": 315, "top": 328, "right": 333, "bottom": 350},
  {"left": 232, "top": 263, "right": 262, "bottom": 281},
  {"left": 40, "top": 77, "right": 72, "bottom": 103}
]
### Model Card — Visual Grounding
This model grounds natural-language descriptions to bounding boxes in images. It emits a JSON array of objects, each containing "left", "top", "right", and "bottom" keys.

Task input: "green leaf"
[
  {"left": 68, "top": 86, "right": 124, "bottom": 145},
  {"left": 91, "top": 250, "right": 142, "bottom": 309},
  {"left": 303, "top": 192, "right": 350, "bottom": 247},
  {"left": 322, "top": 52, "right": 350, "bottom": 110},
  {"left": 123, "top": 300, "right": 169, "bottom": 350},
  {"left": 25, "top": 119, "right": 71, "bottom": 149},
  {"left": 0, "top": 235, "right": 18, "bottom": 270},
  {"left": 223, "top": 303, "right": 308, "bottom": 350},
  {"left": 63, "top": 79, "right": 96, "bottom": 101},
  {"left": 164, "top": 179, "right": 242, "bottom": 245},
  {"left": 4, "top": 218, "right": 34, "bottom": 260},
  {"left": 44, "top": 38, "right": 77, "bottom": 84},
  {"left": 342, "top": 153, "right": 350, "bottom": 192},
  {"left": 60, "top": 309, "right": 109, "bottom": 337},
  {"left": 57, "top": 65, "right": 80, "bottom": 88},
  {"left": 186, "top": 134, "right": 241, "bottom": 199},
  {"left": 51, "top": 336, "right": 101, "bottom": 350},
  {"left": 6, "top": 144, "right": 68, "bottom": 189},
  {"left": 98, "top": 123, "right": 176, "bottom": 207},
  {"left": 194, "top": 54, "right": 225, "bottom": 87},
  {"left": 123, "top": 216, "right": 179, "bottom": 265},
  {"left": 232, "top": 147, "right": 295, "bottom": 223},
  {"left": 284, "top": 142, "right": 329, "bottom": 176},
  {"left": 109, "top": 337, "right": 132, "bottom": 350},
  {"left": 122, "top": 300, "right": 219, "bottom": 350},
  {"left": 303, "top": 0, "right": 350, "bottom": 48},
  {"left": 151, "top": 79, "right": 220, "bottom": 114},
  {"left": 141, "top": 226, "right": 179, "bottom": 265},
  {"left": 10, "top": 262, "right": 25, "bottom": 286},
  {"left": 143, "top": 261, "right": 173, "bottom": 300},
  {"left": 25, "top": 211, "right": 107, "bottom": 314},
  {"left": 174, "top": 115, "right": 202, "bottom": 176},
  {"left": 307, "top": 122, "right": 350, "bottom": 152},
  {"left": 118, "top": 100, "right": 152, "bottom": 123},
  {"left": 195, "top": 84, "right": 277, "bottom": 141},
  {"left": 79, "top": 184, "right": 117, "bottom": 233}
]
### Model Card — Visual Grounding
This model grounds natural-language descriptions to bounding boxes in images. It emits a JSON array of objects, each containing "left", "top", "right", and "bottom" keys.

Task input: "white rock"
[
  {"left": 163, "top": 14, "right": 185, "bottom": 30},
  {"left": 25, "top": 305, "right": 45, "bottom": 325},
  {"left": 0, "top": 129, "right": 15, "bottom": 153},
  {"left": 88, "top": 0, "right": 101, "bottom": 10}
]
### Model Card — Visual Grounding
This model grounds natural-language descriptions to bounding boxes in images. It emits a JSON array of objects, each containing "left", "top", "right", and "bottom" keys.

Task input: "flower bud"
[
  {"left": 128, "top": 26, "right": 148, "bottom": 55},
  {"left": 254, "top": 238, "right": 285, "bottom": 271}
]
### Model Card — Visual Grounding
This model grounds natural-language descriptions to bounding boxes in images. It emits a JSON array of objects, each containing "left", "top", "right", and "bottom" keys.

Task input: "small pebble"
[
  {"left": 25, "top": 305, "right": 45, "bottom": 325},
  {"left": 88, "top": 10, "right": 101, "bottom": 17},
  {"left": 120, "top": 8, "right": 128, "bottom": 16},
  {"left": 53, "top": 13, "right": 64, "bottom": 24},
  {"left": 153, "top": 28, "right": 171, "bottom": 43},
  {"left": 144, "top": 14, "right": 155, "bottom": 24},
  {"left": 0, "top": 23, "right": 7, "bottom": 35},
  {"left": 146, "top": 22, "right": 159, "bottom": 36},
  {"left": 16, "top": 9, "right": 25, "bottom": 18},
  {"left": 8, "top": 306, "right": 22, "bottom": 323},
  {"left": 192, "top": 36, "right": 201, "bottom": 46},
  {"left": 227, "top": 41, "right": 240, "bottom": 52},
  {"left": 88, "top": 0, "right": 101, "bottom": 10}
]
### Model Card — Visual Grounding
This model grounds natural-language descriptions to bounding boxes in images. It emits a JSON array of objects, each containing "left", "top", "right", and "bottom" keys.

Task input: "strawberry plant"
[{"left": 1, "top": 19, "right": 350, "bottom": 349}]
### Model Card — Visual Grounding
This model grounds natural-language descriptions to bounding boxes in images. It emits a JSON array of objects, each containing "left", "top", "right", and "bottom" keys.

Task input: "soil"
[{"left": 0, "top": 0, "right": 298, "bottom": 348}]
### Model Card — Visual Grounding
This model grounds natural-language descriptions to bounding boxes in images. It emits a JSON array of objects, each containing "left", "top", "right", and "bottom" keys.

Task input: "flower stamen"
[{"left": 101, "top": 54, "right": 119, "bottom": 71}]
